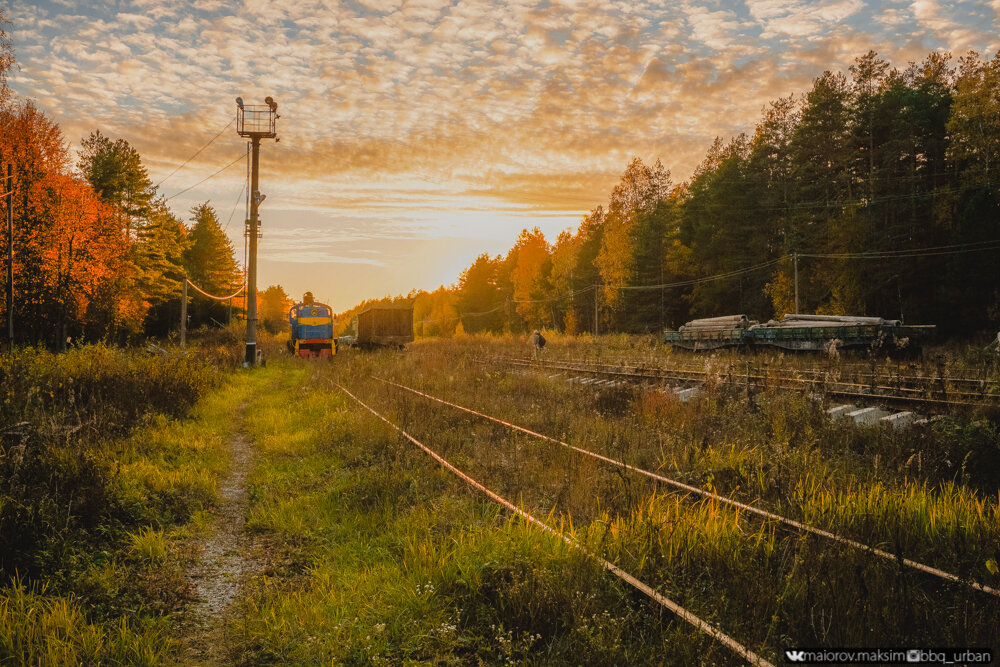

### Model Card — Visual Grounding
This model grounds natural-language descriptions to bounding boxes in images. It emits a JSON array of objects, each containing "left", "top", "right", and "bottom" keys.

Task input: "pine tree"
[{"left": 183, "top": 202, "right": 240, "bottom": 327}]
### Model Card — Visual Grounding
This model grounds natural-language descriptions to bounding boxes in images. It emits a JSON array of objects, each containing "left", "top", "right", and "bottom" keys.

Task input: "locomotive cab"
[{"left": 288, "top": 302, "right": 336, "bottom": 358}]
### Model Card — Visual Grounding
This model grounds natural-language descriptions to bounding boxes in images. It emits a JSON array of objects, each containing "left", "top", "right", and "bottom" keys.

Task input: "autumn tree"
[
  {"left": 0, "top": 100, "right": 129, "bottom": 346},
  {"left": 595, "top": 158, "right": 674, "bottom": 330},
  {"left": 258, "top": 284, "right": 291, "bottom": 334},
  {"left": 413, "top": 286, "right": 458, "bottom": 338},
  {"left": 0, "top": 7, "right": 13, "bottom": 109},
  {"left": 455, "top": 253, "right": 504, "bottom": 333},
  {"left": 77, "top": 131, "right": 194, "bottom": 337},
  {"left": 509, "top": 228, "right": 552, "bottom": 327},
  {"left": 570, "top": 208, "right": 606, "bottom": 333},
  {"left": 547, "top": 230, "right": 579, "bottom": 332}
]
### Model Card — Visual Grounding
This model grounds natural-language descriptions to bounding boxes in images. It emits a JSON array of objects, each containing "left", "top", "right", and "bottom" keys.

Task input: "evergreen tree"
[
  {"left": 183, "top": 202, "right": 240, "bottom": 328},
  {"left": 78, "top": 130, "right": 154, "bottom": 239},
  {"left": 596, "top": 158, "right": 672, "bottom": 330}
]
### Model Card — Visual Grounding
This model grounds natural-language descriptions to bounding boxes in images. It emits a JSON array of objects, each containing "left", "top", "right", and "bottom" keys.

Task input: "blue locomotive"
[{"left": 287, "top": 302, "right": 336, "bottom": 358}]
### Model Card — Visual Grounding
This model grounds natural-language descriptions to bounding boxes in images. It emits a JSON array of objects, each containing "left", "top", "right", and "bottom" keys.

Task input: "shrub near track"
[{"left": 0, "top": 343, "right": 230, "bottom": 664}]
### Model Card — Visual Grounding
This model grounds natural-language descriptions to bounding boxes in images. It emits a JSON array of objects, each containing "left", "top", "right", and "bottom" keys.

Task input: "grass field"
[{"left": 2, "top": 334, "right": 998, "bottom": 664}]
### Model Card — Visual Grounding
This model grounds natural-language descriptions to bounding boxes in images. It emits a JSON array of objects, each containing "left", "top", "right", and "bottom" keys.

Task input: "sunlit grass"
[
  {"left": 5, "top": 334, "right": 997, "bottom": 664},
  {"left": 127, "top": 527, "right": 169, "bottom": 564},
  {"left": 0, "top": 579, "right": 166, "bottom": 666},
  {"left": 313, "top": 336, "right": 1000, "bottom": 655}
]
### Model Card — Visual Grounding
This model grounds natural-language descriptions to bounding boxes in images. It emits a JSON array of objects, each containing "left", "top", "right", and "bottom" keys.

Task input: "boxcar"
[{"left": 354, "top": 304, "right": 414, "bottom": 348}]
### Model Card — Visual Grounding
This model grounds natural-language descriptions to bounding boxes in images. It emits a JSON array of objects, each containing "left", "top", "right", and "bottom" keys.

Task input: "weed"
[{"left": 127, "top": 527, "right": 169, "bottom": 564}]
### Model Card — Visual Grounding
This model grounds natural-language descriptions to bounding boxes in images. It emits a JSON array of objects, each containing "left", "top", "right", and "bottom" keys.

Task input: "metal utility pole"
[
  {"left": 180, "top": 276, "right": 188, "bottom": 347},
  {"left": 793, "top": 252, "right": 799, "bottom": 315},
  {"left": 6, "top": 163, "right": 12, "bottom": 346},
  {"left": 236, "top": 97, "right": 279, "bottom": 366}
]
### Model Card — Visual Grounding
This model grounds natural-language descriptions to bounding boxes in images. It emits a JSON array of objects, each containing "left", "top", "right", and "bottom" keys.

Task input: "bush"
[{"left": 0, "top": 343, "right": 219, "bottom": 582}]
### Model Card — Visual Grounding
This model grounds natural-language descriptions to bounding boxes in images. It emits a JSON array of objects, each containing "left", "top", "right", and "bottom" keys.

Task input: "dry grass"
[{"left": 315, "top": 334, "right": 1000, "bottom": 658}]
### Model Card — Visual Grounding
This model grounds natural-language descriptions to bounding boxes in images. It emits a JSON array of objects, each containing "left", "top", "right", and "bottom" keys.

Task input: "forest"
[
  {"left": 342, "top": 50, "right": 1000, "bottom": 340},
  {"left": 0, "top": 11, "right": 294, "bottom": 348},
  {"left": 3, "top": 3, "right": 1000, "bottom": 345}
]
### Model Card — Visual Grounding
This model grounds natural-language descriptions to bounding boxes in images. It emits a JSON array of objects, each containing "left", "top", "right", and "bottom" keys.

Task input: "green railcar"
[{"left": 664, "top": 314, "right": 934, "bottom": 352}]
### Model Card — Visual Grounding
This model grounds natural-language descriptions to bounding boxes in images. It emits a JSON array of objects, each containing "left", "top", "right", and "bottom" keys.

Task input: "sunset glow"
[{"left": 8, "top": 0, "right": 1000, "bottom": 309}]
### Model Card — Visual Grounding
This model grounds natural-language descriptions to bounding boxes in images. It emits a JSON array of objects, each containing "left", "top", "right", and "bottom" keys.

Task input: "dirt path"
[{"left": 174, "top": 423, "right": 259, "bottom": 664}]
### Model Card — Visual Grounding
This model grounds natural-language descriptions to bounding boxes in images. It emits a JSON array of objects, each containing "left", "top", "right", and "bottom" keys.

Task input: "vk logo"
[{"left": 785, "top": 651, "right": 806, "bottom": 662}]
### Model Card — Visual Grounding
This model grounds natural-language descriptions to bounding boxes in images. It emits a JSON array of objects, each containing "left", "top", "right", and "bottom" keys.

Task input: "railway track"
[
  {"left": 336, "top": 380, "right": 775, "bottom": 666},
  {"left": 337, "top": 375, "right": 1000, "bottom": 663},
  {"left": 483, "top": 355, "right": 1000, "bottom": 414},
  {"left": 375, "top": 376, "right": 999, "bottom": 599}
]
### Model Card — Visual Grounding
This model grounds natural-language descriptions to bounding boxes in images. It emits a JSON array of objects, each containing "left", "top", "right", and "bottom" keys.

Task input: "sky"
[{"left": 6, "top": 0, "right": 1000, "bottom": 311}]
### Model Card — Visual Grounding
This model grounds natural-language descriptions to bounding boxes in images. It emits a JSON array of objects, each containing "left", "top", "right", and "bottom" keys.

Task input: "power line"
[
  {"left": 155, "top": 118, "right": 235, "bottom": 188},
  {"left": 418, "top": 303, "right": 506, "bottom": 324},
  {"left": 801, "top": 239, "right": 1000, "bottom": 260},
  {"left": 185, "top": 277, "right": 245, "bottom": 301},
  {"left": 224, "top": 141, "right": 251, "bottom": 234},
  {"left": 223, "top": 180, "right": 247, "bottom": 233},
  {"left": 165, "top": 153, "right": 246, "bottom": 201},
  {"left": 507, "top": 259, "right": 786, "bottom": 306}
]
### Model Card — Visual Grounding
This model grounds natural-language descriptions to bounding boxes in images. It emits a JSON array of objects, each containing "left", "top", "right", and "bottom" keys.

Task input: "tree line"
[
  {"left": 351, "top": 50, "right": 1000, "bottom": 339},
  {"left": 0, "top": 10, "right": 292, "bottom": 346}
]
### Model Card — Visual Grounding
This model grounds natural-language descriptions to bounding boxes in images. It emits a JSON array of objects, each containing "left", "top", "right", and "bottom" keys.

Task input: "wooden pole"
[
  {"left": 594, "top": 286, "right": 599, "bottom": 336},
  {"left": 181, "top": 276, "right": 188, "bottom": 348},
  {"left": 6, "top": 163, "right": 12, "bottom": 346},
  {"left": 793, "top": 252, "right": 799, "bottom": 315}
]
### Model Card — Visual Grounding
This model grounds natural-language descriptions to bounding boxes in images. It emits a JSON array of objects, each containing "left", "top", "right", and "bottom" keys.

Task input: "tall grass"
[
  {"left": 0, "top": 341, "right": 234, "bottom": 662},
  {"left": 0, "top": 579, "right": 165, "bottom": 665},
  {"left": 318, "top": 336, "right": 1000, "bottom": 657},
  {"left": 5, "top": 333, "right": 996, "bottom": 663}
]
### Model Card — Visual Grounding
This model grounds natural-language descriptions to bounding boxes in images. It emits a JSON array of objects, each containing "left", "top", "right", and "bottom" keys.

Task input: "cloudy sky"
[{"left": 6, "top": 0, "right": 1000, "bottom": 310}]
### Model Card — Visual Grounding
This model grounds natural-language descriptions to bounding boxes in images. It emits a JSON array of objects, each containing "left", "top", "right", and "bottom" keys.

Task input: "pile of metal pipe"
[{"left": 679, "top": 315, "right": 750, "bottom": 332}]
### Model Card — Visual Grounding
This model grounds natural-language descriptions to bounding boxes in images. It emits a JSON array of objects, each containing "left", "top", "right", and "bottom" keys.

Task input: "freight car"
[
  {"left": 664, "top": 314, "right": 934, "bottom": 353},
  {"left": 342, "top": 304, "right": 414, "bottom": 349},
  {"left": 287, "top": 302, "right": 336, "bottom": 358}
]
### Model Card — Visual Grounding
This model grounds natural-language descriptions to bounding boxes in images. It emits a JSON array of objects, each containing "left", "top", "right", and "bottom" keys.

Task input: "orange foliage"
[{"left": 0, "top": 101, "right": 131, "bottom": 344}]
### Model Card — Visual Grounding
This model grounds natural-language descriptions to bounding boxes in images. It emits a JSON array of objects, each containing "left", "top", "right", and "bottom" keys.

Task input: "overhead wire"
[
  {"left": 223, "top": 143, "right": 250, "bottom": 234},
  {"left": 165, "top": 153, "right": 246, "bottom": 201},
  {"left": 800, "top": 239, "right": 1000, "bottom": 259},
  {"left": 455, "top": 236, "right": 1000, "bottom": 315},
  {"left": 155, "top": 118, "right": 235, "bottom": 189},
  {"left": 223, "top": 181, "right": 247, "bottom": 233},
  {"left": 185, "top": 277, "right": 245, "bottom": 301}
]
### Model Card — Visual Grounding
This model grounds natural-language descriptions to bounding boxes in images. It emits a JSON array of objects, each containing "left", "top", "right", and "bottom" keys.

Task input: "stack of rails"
[
  {"left": 668, "top": 314, "right": 753, "bottom": 350},
  {"left": 665, "top": 314, "right": 935, "bottom": 352}
]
